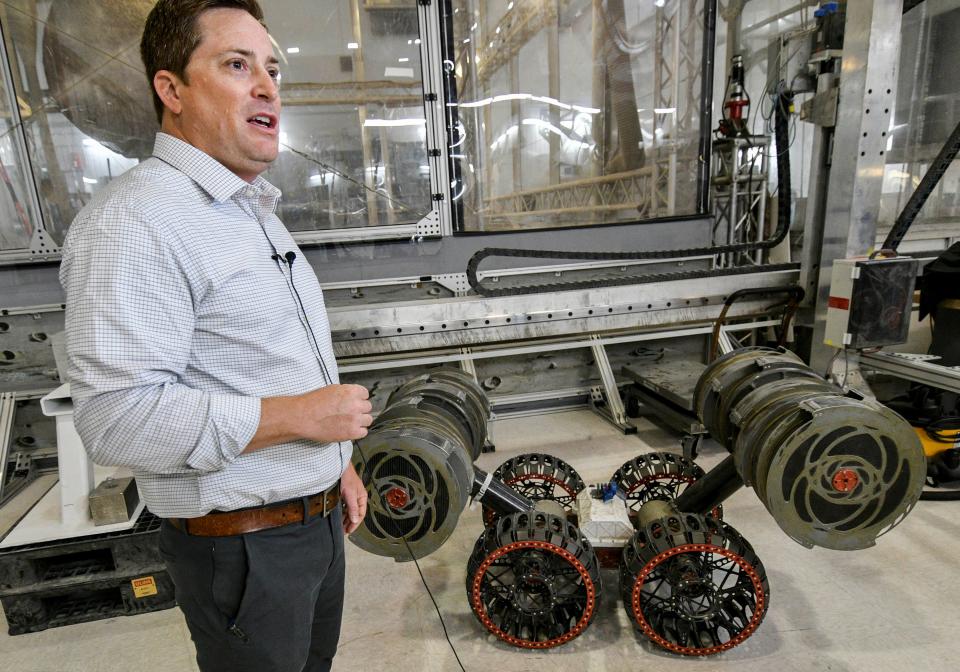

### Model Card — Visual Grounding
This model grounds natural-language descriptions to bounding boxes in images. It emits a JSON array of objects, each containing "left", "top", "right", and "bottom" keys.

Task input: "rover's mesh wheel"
[
  {"left": 612, "top": 452, "right": 722, "bottom": 520},
  {"left": 619, "top": 512, "right": 769, "bottom": 655},
  {"left": 481, "top": 453, "right": 585, "bottom": 527},
  {"left": 467, "top": 511, "right": 601, "bottom": 648}
]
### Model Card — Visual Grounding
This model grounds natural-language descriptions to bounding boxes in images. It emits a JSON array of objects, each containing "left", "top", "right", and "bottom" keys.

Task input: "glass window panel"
[
  {"left": 447, "top": 0, "right": 706, "bottom": 232},
  {"left": 0, "top": 46, "right": 38, "bottom": 253},
  {"left": 881, "top": 0, "right": 960, "bottom": 234},
  {"left": 264, "top": 1, "right": 431, "bottom": 230},
  {"left": 732, "top": 1, "right": 817, "bottom": 203},
  {"left": 0, "top": 0, "right": 430, "bottom": 248}
]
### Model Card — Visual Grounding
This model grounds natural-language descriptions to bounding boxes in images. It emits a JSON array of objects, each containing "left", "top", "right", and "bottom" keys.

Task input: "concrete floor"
[{"left": 1, "top": 408, "right": 958, "bottom": 672}]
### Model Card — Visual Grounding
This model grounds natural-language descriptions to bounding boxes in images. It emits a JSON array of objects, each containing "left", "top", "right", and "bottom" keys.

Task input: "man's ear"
[{"left": 153, "top": 70, "right": 184, "bottom": 116}]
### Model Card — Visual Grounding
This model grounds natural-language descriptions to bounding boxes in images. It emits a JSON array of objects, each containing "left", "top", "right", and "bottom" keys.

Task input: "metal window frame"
[
  {"left": 0, "top": 0, "right": 717, "bottom": 264},
  {"left": 0, "top": 14, "right": 59, "bottom": 266}
]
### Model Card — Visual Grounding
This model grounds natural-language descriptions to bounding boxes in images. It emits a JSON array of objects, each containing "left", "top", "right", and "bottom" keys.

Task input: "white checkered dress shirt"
[{"left": 60, "top": 133, "right": 349, "bottom": 518}]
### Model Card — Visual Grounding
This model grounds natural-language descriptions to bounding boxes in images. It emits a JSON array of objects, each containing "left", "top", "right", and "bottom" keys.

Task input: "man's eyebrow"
[{"left": 219, "top": 48, "right": 280, "bottom": 65}]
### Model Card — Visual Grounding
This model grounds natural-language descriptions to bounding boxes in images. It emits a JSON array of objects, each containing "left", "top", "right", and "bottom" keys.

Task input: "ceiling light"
[
  {"left": 286, "top": 47, "right": 300, "bottom": 54},
  {"left": 398, "top": 57, "right": 409, "bottom": 63},
  {"left": 347, "top": 42, "right": 359, "bottom": 49}
]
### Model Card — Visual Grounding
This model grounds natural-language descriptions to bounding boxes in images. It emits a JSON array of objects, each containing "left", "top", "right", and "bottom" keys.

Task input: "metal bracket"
[
  {"left": 716, "top": 330, "right": 737, "bottom": 356},
  {"left": 589, "top": 335, "right": 636, "bottom": 434},
  {"left": 861, "top": 350, "right": 960, "bottom": 394},
  {"left": 0, "top": 392, "right": 15, "bottom": 503},
  {"left": 458, "top": 349, "right": 478, "bottom": 379},
  {"left": 431, "top": 273, "right": 470, "bottom": 295},
  {"left": 415, "top": 209, "right": 442, "bottom": 238},
  {"left": 800, "top": 87, "right": 839, "bottom": 127}
]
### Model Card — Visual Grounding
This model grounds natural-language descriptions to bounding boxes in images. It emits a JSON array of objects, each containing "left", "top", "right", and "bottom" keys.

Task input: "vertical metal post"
[
  {"left": 809, "top": 0, "right": 903, "bottom": 372},
  {"left": 418, "top": 0, "right": 454, "bottom": 235},
  {"left": 696, "top": 0, "right": 717, "bottom": 215},
  {"left": 0, "top": 392, "right": 16, "bottom": 503},
  {"left": 589, "top": 335, "right": 635, "bottom": 434},
  {"left": 0, "top": 12, "right": 46, "bottom": 249},
  {"left": 378, "top": 123, "right": 397, "bottom": 225},
  {"left": 510, "top": 57, "right": 522, "bottom": 192},
  {"left": 547, "top": 1, "right": 561, "bottom": 186},
  {"left": 349, "top": 0, "right": 380, "bottom": 227},
  {"left": 667, "top": 3, "right": 681, "bottom": 216},
  {"left": 590, "top": 0, "right": 605, "bottom": 178},
  {"left": 798, "top": 70, "right": 838, "bottom": 308}
]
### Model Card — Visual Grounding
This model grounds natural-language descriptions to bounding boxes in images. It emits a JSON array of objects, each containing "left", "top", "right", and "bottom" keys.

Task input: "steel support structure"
[
  {"left": 711, "top": 136, "right": 769, "bottom": 267},
  {"left": 860, "top": 352, "right": 960, "bottom": 396},
  {"left": 589, "top": 334, "right": 635, "bottom": 433},
  {"left": 807, "top": 0, "right": 903, "bottom": 373},
  {"left": 480, "top": 167, "right": 661, "bottom": 227},
  {"left": 0, "top": 392, "right": 15, "bottom": 503}
]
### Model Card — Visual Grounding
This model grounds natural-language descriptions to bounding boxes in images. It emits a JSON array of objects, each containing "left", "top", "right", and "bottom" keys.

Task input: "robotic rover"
[{"left": 350, "top": 348, "right": 926, "bottom": 655}]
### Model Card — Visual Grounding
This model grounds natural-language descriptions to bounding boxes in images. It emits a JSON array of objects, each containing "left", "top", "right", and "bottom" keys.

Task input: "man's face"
[{"left": 173, "top": 8, "right": 281, "bottom": 181}]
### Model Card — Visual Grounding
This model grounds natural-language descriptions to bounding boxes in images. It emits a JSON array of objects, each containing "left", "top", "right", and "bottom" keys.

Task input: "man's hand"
[
  {"left": 340, "top": 461, "right": 368, "bottom": 534},
  {"left": 245, "top": 384, "right": 373, "bottom": 453},
  {"left": 294, "top": 384, "right": 373, "bottom": 444}
]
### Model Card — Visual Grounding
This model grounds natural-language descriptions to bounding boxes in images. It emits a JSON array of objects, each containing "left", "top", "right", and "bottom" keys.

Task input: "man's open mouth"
[{"left": 248, "top": 114, "right": 277, "bottom": 129}]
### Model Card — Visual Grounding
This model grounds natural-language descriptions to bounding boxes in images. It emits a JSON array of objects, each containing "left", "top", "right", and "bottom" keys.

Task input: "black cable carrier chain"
[
  {"left": 466, "top": 91, "right": 797, "bottom": 298},
  {"left": 465, "top": 225, "right": 798, "bottom": 297},
  {"left": 466, "top": 252, "right": 798, "bottom": 298}
]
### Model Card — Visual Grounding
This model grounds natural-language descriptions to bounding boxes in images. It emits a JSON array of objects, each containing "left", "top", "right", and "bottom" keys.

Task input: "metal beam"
[
  {"left": 336, "top": 318, "right": 781, "bottom": 373},
  {"left": 329, "top": 266, "right": 799, "bottom": 356},
  {"left": 860, "top": 351, "right": 960, "bottom": 395},
  {"left": 809, "top": 0, "right": 903, "bottom": 372}
]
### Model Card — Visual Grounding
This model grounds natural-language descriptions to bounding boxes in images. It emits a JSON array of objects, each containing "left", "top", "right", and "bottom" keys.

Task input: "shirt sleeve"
[{"left": 60, "top": 203, "right": 261, "bottom": 475}]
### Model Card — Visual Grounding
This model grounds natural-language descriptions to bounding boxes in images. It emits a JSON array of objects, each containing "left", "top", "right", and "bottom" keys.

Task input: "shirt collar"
[{"left": 152, "top": 132, "right": 281, "bottom": 210}]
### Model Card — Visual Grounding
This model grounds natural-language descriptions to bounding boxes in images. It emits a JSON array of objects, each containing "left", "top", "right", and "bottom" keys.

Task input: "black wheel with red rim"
[
  {"left": 612, "top": 452, "right": 723, "bottom": 520},
  {"left": 481, "top": 453, "right": 585, "bottom": 527},
  {"left": 619, "top": 512, "right": 769, "bottom": 655},
  {"left": 467, "top": 510, "right": 601, "bottom": 648}
]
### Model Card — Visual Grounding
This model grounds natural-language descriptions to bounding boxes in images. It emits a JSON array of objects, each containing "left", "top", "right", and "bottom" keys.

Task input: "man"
[{"left": 59, "top": 1, "right": 371, "bottom": 670}]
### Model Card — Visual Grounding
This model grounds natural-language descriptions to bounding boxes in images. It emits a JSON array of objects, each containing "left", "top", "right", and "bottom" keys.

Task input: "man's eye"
[
  {"left": 268, "top": 69, "right": 280, "bottom": 80},
  {"left": 229, "top": 60, "right": 246, "bottom": 70}
]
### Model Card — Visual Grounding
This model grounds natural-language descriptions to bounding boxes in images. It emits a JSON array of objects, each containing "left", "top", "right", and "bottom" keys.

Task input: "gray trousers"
[{"left": 159, "top": 503, "right": 346, "bottom": 672}]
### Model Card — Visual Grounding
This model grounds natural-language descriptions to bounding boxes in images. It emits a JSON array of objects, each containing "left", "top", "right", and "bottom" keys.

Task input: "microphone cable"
[
  {"left": 274, "top": 245, "right": 467, "bottom": 668},
  {"left": 351, "top": 439, "right": 468, "bottom": 672}
]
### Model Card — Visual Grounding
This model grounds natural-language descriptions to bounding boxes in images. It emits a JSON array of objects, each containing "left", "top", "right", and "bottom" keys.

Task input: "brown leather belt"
[{"left": 167, "top": 485, "right": 340, "bottom": 537}]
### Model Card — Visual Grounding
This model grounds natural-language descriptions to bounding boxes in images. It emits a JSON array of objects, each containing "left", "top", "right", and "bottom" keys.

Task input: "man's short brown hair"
[{"left": 140, "top": 0, "right": 267, "bottom": 122}]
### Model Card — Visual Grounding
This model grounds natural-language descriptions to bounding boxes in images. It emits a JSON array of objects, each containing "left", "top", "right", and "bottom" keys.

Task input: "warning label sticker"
[{"left": 131, "top": 576, "right": 158, "bottom": 598}]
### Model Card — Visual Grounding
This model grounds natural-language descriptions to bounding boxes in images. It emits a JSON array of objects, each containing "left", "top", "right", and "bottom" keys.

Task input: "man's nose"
[{"left": 253, "top": 69, "right": 278, "bottom": 101}]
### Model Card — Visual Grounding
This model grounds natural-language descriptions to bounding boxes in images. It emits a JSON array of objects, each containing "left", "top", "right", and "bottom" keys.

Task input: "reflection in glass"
[
  {"left": 0, "top": 61, "right": 35, "bottom": 252},
  {"left": 881, "top": 0, "right": 960, "bottom": 234},
  {"left": 447, "top": 0, "right": 705, "bottom": 232},
  {"left": 0, "top": 0, "right": 430, "bottom": 247},
  {"left": 263, "top": 1, "right": 431, "bottom": 230}
]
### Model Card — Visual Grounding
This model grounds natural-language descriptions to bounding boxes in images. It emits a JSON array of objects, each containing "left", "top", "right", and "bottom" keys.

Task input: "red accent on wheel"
[
  {"left": 629, "top": 543, "right": 767, "bottom": 656},
  {"left": 831, "top": 469, "right": 859, "bottom": 493},
  {"left": 385, "top": 487, "right": 409, "bottom": 509},
  {"left": 469, "top": 540, "right": 597, "bottom": 649},
  {"left": 504, "top": 473, "right": 578, "bottom": 495}
]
